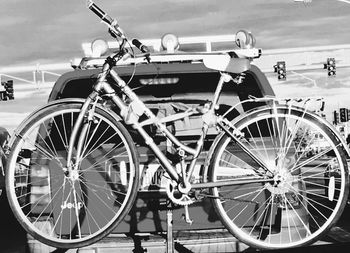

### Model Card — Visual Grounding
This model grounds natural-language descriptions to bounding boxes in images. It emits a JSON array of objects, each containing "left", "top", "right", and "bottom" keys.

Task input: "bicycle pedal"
[{"left": 182, "top": 205, "right": 193, "bottom": 225}]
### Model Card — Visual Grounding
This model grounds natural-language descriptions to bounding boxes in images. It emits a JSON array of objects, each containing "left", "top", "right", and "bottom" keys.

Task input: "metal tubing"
[
  {"left": 66, "top": 93, "right": 98, "bottom": 170},
  {"left": 166, "top": 209, "right": 174, "bottom": 253},
  {"left": 111, "top": 70, "right": 198, "bottom": 155},
  {"left": 217, "top": 120, "right": 272, "bottom": 175},
  {"left": 192, "top": 178, "right": 274, "bottom": 189},
  {"left": 106, "top": 87, "right": 180, "bottom": 182},
  {"left": 211, "top": 74, "right": 226, "bottom": 108}
]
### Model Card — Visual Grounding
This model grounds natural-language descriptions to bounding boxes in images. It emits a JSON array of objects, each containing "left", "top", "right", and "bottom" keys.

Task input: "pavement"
[
  {"left": 1, "top": 187, "right": 350, "bottom": 253},
  {"left": 0, "top": 190, "right": 29, "bottom": 253}
]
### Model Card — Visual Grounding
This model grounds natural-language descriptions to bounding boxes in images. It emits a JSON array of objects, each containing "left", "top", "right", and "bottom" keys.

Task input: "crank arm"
[{"left": 182, "top": 205, "right": 193, "bottom": 225}]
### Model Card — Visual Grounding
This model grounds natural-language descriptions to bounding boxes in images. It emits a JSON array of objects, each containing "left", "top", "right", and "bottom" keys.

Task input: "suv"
[{"left": 47, "top": 36, "right": 275, "bottom": 233}]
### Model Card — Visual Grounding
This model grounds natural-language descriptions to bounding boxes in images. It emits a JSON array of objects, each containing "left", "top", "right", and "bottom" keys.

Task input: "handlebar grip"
[
  {"left": 132, "top": 39, "right": 150, "bottom": 53},
  {"left": 87, "top": 0, "right": 113, "bottom": 25}
]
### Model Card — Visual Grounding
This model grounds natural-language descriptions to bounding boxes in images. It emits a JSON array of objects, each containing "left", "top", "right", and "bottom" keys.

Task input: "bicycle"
[{"left": 5, "top": 0, "right": 350, "bottom": 250}]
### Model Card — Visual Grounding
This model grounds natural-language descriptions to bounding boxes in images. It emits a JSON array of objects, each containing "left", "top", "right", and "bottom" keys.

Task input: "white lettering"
[{"left": 61, "top": 201, "right": 83, "bottom": 210}]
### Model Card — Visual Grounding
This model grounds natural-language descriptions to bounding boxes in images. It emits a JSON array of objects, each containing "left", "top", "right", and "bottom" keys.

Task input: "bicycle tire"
[
  {"left": 208, "top": 105, "right": 349, "bottom": 249},
  {"left": 6, "top": 102, "right": 139, "bottom": 249}
]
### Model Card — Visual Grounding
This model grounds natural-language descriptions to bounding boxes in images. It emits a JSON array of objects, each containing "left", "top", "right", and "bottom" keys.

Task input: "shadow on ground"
[{"left": 0, "top": 190, "right": 28, "bottom": 253}]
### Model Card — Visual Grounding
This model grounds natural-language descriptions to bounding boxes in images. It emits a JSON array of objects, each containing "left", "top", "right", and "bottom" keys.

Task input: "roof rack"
[
  {"left": 76, "top": 34, "right": 261, "bottom": 69},
  {"left": 82, "top": 34, "right": 240, "bottom": 56},
  {"left": 82, "top": 34, "right": 260, "bottom": 56}
]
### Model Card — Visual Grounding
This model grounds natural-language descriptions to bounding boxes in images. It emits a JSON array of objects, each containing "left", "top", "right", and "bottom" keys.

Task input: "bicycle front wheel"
[
  {"left": 6, "top": 102, "right": 139, "bottom": 249},
  {"left": 209, "top": 105, "right": 349, "bottom": 249}
]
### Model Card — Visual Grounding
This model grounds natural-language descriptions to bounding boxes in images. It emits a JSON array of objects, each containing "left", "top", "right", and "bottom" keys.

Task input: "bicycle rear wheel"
[
  {"left": 208, "top": 105, "right": 349, "bottom": 249},
  {"left": 6, "top": 102, "right": 139, "bottom": 249}
]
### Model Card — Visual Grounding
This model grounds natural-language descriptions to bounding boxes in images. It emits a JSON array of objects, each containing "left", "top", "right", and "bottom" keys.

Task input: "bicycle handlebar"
[
  {"left": 87, "top": 0, "right": 113, "bottom": 25},
  {"left": 132, "top": 39, "right": 150, "bottom": 54},
  {"left": 87, "top": 0, "right": 150, "bottom": 62},
  {"left": 87, "top": 0, "right": 126, "bottom": 39}
]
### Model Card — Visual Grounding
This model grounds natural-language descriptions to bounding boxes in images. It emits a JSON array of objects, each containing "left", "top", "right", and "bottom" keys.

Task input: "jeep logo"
[{"left": 61, "top": 202, "right": 83, "bottom": 210}]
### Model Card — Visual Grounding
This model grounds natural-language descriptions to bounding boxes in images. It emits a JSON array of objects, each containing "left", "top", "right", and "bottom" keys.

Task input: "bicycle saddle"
[{"left": 203, "top": 54, "right": 250, "bottom": 74}]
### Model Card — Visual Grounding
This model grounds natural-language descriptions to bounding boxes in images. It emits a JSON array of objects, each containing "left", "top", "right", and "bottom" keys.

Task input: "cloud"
[{"left": 0, "top": 16, "right": 27, "bottom": 27}]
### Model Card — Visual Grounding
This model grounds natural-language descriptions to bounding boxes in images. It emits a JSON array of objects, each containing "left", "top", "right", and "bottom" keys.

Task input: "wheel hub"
[
  {"left": 266, "top": 169, "right": 294, "bottom": 195},
  {"left": 64, "top": 169, "right": 80, "bottom": 182},
  {"left": 70, "top": 170, "right": 80, "bottom": 181}
]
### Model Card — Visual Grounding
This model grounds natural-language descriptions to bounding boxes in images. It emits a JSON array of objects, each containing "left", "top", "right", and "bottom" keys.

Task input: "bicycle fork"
[{"left": 65, "top": 95, "right": 96, "bottom": 175}]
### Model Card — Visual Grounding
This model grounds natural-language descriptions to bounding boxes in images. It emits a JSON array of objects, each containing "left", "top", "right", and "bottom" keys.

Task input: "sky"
[
  {"left": 1, "top": 0, "right": 350, "bottom": 129},
  {"left": 1, "top": 0, "right": 350, "bottom": 67}
]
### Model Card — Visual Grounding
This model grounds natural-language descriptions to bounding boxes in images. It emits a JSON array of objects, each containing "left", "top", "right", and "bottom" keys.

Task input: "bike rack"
[{"left": 166, "top": 208, "right": 174, "bottom": 253}]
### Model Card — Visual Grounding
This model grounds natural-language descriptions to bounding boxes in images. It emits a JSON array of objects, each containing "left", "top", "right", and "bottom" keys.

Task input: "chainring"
[{"left": 165, "top": 180, "right": 194, "bottom": 206}]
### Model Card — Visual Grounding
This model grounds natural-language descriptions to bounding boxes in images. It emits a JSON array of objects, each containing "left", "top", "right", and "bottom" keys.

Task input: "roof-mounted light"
[
  {"left": 91, "top": 39, "right": 109, "bottom": 57},
  {"left": 161, "top": 33, "right": 180, "bottom": 53},
  {"left": 235, "top": 30, "right": 256, "bottom": 49}
]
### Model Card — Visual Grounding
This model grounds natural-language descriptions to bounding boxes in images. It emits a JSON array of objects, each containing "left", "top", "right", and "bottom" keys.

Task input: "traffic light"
[
  {"left": 4, "top": 80, "right": 14, "bottom": 100},
  {"left": 274, "top": 61, "right": 286, "bottom": 80},
  {"left": 0, "top": 80, "right": 14, "bottom": 100},
  {"left": 339, "top": 108, "right": 348, "bottom": 122},
  {"left": 324, "top": 58, "right": 336, "bottom": 76},
  {"left": 333, "top": 110, "right": 338, "bottom": 125}
]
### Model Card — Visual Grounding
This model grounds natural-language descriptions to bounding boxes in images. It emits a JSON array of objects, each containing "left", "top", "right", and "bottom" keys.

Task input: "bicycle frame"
[{"left": 66, "top": 58, "right": 274, "bottom": 189}]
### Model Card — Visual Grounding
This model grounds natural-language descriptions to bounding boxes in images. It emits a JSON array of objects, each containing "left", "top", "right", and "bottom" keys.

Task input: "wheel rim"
[
  {"left": 211, "top": 109, "right": 348, "bottom": 249},
  {"left": 7, "top": 107, "right": 136, "bottom": 247}
]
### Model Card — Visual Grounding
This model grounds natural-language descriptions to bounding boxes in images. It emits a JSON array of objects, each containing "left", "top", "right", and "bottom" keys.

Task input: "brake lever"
[
  {"left": 133, "top": 53, "right": 150, "bottom": 63},
  {"left": 108, "top": 28, "right": 118, "bottom": 39},
  {"left": 108, "top": 20, "right": 126, "bottom": 39}
]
